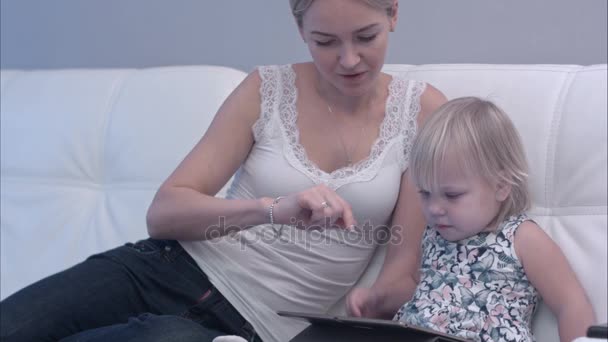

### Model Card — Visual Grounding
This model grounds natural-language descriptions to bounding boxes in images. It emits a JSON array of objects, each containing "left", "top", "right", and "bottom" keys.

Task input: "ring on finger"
[{"left": 321, "top": 200, "right": 330, "bottom": 209}]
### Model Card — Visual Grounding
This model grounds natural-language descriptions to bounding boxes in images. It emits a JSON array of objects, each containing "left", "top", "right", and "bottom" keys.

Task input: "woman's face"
[{"left": 300, "top": 0, "right": 396, "bottom": 97}]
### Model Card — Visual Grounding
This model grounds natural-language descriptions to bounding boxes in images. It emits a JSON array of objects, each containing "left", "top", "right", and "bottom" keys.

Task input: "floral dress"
[{"left": 394, "top": 214, "right": 539, "bottom": 342}]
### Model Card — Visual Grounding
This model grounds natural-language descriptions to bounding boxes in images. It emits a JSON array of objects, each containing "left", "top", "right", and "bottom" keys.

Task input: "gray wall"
[{"left": 1, "top": 0, "right": 606, "bottom": 72}]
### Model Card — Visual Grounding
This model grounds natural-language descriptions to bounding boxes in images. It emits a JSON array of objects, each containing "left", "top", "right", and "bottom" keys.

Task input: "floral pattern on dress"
[{"left": 394, "top": 214, "right": 539, "bottom": 342}]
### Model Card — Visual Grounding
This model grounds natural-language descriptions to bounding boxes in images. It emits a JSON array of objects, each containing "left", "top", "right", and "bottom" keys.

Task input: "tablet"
[
  {"left": 278, "top": 310, "right": 470, "bottom": 342},
  {"left": 587, "top": 322, "right": 608, "bottom": 338}
]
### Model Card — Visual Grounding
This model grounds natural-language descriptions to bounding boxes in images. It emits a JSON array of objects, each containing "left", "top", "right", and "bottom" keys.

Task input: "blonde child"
[{"left": 393, "top": 97, "right": 595, "bottom": 341}]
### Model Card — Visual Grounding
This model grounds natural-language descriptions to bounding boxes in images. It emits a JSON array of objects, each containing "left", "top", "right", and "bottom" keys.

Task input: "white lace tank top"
[{"left": 180, "top": 64, "right": 426, "bottom": 342}]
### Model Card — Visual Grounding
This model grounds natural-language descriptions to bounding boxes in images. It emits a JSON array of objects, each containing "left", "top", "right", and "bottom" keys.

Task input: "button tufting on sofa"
[{"left": 1, "top": 64, "right": 606, "bottom": 342}]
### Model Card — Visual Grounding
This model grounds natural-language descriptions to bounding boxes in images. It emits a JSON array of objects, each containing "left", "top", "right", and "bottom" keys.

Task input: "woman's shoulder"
[
  {"left": 417, "top": 82, "right": 448, "bottom": 124},
  {"left": 251, "top": 63, "right": 305, "bottom": 89},
  {"left": 383, "top": 72, "right": 446, "bottom": 105},
  {"left": 383, "top": 72, "right": 447, "bottom": 125},
  {"left": 254, "top": 63, "right": 292, "bottom": 73}
]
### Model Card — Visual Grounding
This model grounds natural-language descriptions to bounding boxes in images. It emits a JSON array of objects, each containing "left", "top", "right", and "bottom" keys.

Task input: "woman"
[{"left": 0, "top": 1, "right": 447, "bottom": 341}]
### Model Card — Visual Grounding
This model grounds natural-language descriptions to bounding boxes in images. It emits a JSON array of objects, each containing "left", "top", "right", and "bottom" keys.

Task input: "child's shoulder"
[
  {"left": 512, "top": 218, "right": 545, "bottom": 240},
  {"left": 500, "top": 214, "right": 538, "bottom": 235},
  {"left": 512, "top": 218, "right": 554, "bottom": 264}
]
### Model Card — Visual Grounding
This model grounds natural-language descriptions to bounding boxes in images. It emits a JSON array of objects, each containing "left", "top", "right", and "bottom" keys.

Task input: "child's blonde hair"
[{"left": 409, "top": 97, "right": 531, "bottom": 227}]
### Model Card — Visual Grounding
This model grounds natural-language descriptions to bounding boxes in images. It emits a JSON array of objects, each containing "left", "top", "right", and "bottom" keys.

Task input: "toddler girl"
[{"left": 394, "top": 97, "right": 595, "bottom": 342}]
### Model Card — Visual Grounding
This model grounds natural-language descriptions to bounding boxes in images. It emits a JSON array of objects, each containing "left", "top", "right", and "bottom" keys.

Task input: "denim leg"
[
  {"left": 181, "top": 287, "right": 261, "bottom": 341},
  {"left": 56, "top": 285, "right": 262, "bottom": 342},
  {"left": 59, "top": 313, "right": 225, "bottom": 342},
  {"left": 0, "top": 239, "right": 213, "bottom": 342}
]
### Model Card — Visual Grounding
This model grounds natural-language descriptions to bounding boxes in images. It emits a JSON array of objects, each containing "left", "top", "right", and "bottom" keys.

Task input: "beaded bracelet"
[{"left": 269, "top": 196, "right": 285, "bottom": 225}]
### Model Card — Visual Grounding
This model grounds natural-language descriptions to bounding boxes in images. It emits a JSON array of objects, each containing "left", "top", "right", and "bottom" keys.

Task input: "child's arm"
[
  {"left": 515, "top": 221, "right": 596, "bottom": 342},
  {"left": 346, "top": 85, "right": 447, "bottom": 319},
  {"left": 346, "top": 169, "right": 425, "bottom": 318}
]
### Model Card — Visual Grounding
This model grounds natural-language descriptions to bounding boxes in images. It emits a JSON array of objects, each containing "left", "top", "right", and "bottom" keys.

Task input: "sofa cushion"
[
  {"left": 1, "top": 64, "right": 606, "bottom": 342},
  {"left": 0, "top": 66, "right": 247, "bottom": 300}
]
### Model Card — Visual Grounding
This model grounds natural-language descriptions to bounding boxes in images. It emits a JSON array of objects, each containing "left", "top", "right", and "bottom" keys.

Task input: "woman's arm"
[
  {"left": 146, "top": 70, "right": 268, "bottom": 240},
  {"left": 146, "top": 70, "right": 357, "bottom": 241},
  {"left": 347, "top": 84, "right": 447, "bottom": 318},
  {"left": 146, "top": 70, "right": 294, "bottom": 241},
  {"left": 515, "top": 221, "right": 596, "bottom": 342}
]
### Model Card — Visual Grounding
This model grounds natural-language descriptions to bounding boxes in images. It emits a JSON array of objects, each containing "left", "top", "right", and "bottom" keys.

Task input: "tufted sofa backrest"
[
  {"left": 1, "top": 64, "right": 606, "bottom": 342},
  {"left": 0, "top": 66, "right": 247, "bottom": 298}
]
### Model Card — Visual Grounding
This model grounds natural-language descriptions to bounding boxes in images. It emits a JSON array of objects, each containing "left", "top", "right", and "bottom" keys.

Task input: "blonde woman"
[{"left": 0, "top": 1, "right": 446, "bottom": 341}]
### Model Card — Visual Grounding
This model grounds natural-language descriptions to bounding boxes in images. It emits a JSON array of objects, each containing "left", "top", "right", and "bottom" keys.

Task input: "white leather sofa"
[{"left": 1, "top": 64, "right": 606, "bottom": 342}]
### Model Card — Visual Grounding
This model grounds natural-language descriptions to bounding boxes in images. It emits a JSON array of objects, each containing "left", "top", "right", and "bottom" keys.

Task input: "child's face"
[{"left": 417, "top": 158, "right": 507, "bottom": 242}]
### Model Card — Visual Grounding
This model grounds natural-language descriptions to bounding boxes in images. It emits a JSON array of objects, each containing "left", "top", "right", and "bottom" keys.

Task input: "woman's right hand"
[{"left": 271, "top": 185, "right": 357, "bottom": 230}]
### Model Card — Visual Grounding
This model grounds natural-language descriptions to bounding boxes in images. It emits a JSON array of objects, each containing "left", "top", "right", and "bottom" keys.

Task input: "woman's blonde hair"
[
  {"left": 289, "top": 0, "right": 396, "bottom": 27},
  {"left": 409, "top": 97, "right": 531, "bottom": 227}
]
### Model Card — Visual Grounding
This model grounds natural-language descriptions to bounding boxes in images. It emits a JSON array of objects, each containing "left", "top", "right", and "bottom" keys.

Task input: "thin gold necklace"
[{"left": 325, "top": 102, "right": 370, "bottom": 167}]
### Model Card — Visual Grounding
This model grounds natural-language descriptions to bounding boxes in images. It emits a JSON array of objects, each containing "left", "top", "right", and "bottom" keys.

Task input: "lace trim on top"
[
  {"left": 254, "top": 64, "right": 426, "bottom": 190},
  {"left": 252, "top": 66, "right": 280, "bottom": 140}
]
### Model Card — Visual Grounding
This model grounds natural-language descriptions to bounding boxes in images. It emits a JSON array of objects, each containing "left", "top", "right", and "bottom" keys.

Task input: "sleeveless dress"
[
  {"left": 180, "top": 64, "right": 426, "bottom": 342},
  {"left": 395, "top": 214, "right": 540, "bottom": 342}
]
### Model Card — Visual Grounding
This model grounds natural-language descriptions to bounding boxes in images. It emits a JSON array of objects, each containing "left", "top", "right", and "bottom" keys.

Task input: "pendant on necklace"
[{"left": 325, "top": 102, "right": 368, "bottom": 169}]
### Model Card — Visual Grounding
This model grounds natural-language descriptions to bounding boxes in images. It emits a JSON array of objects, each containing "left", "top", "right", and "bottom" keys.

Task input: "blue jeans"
[{"left": 0, "top": 239, "right": 261, "bottom": 342}]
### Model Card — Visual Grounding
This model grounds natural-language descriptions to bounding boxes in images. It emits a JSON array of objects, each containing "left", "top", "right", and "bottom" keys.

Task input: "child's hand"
[{"left": 346, "top": 287, "right": 381, "bottom": 318}]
